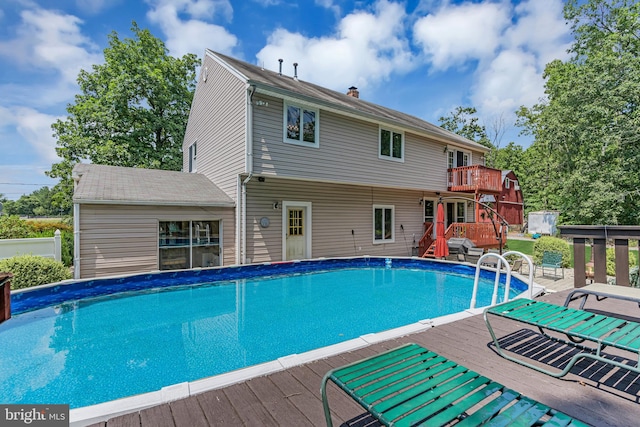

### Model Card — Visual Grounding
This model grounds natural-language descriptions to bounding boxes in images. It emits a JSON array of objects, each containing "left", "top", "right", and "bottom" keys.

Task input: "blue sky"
[{"left": 0, "top": 0, "right": 573, "bottom": 200}]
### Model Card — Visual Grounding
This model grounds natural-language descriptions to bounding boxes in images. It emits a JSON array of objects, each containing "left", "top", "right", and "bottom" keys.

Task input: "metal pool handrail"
[
  {"left": 469, "top": 251, "right": 534, "bottom": 309},
  {"left": 470, "top": 253, "right": 511, "bottom": 309},
  {"left": 502, "top": 250, "right": 534, "bottom": 300}
]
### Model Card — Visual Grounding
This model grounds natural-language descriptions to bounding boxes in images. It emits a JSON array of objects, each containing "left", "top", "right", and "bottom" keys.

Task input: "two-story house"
[{"left": 72, "top": 49, "right": 504, "bottom": 279}]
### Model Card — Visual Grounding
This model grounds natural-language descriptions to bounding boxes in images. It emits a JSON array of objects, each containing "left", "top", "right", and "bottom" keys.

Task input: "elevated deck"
[{"left": 447, "top": 165, "right": 502, "bottom": 194}]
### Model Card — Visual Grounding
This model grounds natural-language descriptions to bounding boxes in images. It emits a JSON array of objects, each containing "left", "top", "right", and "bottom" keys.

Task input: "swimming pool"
[{"left": 0, "top": 257, "right": 528, "bottom": 412}]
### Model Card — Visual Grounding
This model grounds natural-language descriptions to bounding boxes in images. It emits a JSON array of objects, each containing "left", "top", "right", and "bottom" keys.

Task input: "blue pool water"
[{"left": 0, "top": 258, "right": 526, "bottom": 408}]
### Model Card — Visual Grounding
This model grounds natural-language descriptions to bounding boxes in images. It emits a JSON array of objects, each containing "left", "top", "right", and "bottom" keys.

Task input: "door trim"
[{"left": 282, "top": 201, "right": 312, "bottom": 261}]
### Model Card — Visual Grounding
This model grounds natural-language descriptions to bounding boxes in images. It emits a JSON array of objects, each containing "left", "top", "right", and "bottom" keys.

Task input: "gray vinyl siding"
[
  {"left": 183, "top": 55, "right": 246, "bottom": 200},
  {"left": 252, "top": 96, "right": 480, "bottom": 191},
  {"left": 77, "top": 204, "right": 235, "bottom": 279},
  {"left": 243, "top": 177, "right": 432, "bottom": 263}
]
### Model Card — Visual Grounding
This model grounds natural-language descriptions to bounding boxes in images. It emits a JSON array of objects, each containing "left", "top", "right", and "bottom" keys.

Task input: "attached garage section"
[{"left": 73, "top": 164, "right": 235, "bottom": 279}]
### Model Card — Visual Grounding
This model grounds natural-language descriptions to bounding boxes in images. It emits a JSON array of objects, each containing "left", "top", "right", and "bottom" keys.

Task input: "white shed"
[{"left": 527, "top": 211, "right": 559, "bottom": 235}]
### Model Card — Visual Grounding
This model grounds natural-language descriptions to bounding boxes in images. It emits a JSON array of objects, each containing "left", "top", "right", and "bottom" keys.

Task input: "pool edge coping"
[{"left": 69, "top": 284, "right": 545, "bottom": 427}]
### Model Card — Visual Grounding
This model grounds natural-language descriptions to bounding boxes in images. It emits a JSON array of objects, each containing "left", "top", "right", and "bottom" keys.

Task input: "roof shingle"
[{"left": 73, "top": 164, "right": 235, "bottom": 207}]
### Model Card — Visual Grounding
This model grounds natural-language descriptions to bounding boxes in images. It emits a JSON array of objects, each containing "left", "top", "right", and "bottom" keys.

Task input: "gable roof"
[
  {"left": 208, "top": 49, "right": 488, "bottom": 152},
  {"left": 73, "top": 164, "right": 235, "bottom": 207}
]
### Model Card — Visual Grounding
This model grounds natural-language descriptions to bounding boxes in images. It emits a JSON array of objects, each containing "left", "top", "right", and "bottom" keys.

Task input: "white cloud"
[
  {"left": 471, "top": 0, "right": 571, "bottom": 121},
  {"left": 0, "top": 106, "right": 61, "bottom": 164},
  {"left": 413, "top": 1, "right": 512, "bottom": 70},
  {"left": 75, "top": 0, "right": 119, "bottom": 14},
  {"left": 315, "top": 0, "right": 341, "bottom": 19},
  {"left": 0, "top": 8, "right": 102, "bottom": 85},
  {"left": 146, "top": 0, "right": 238, "bottom": 57},
  {"left": 256, "top": 0, "right": 414, "bottom": 92}
]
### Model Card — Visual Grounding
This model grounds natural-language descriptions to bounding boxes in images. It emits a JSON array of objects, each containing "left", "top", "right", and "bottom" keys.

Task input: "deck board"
[
  {"left": 169, "top": 397, "right": 209, "bottom": 427},
  {"left": 195, "top": 388, "right": 241, "bottom": 425},
  {"left": 93, "top": 289, "right": 640, "bottom": 427},
  {"left": 139, "top": 405, "right": 174, "bottom": 427}
]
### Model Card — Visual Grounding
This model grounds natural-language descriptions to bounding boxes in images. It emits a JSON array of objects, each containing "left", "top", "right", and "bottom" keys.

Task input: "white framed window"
[
  {"left": 373, "top": 205, "right": 394, "bottom": 243},
  {"left": 188, "top": 142, "right": 197, "bottom": 172},
  {"left": 284, "top": 102, "right": 318, "bottom": 147},
  {"left": 379, "top": 127, "right": 404, "bottom": 161},
  {"left": 505, "top": 178, "right": 511, "bottom": 189},
  {"left": 447, "top": 149, "right": 470, "bottom": 168}
]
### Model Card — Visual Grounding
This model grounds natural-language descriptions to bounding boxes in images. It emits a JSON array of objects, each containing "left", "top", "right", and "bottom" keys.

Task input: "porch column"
[
  {"left": 614, "top": 239, "right": 630, "bottom": 286},
  {"left": 572, "top": 238, "right": 586, "bottom": 289},
  {"left": 593, "top": 238, "right": 607, "bottom": 284}
]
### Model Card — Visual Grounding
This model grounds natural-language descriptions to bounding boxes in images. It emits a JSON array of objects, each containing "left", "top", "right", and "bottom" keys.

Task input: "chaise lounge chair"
[
  {"left": 321, "top": 343, "right": 588, "bottom": 426},
  {"left": 484, "top": 298, "right": 640, "bottom": 378}
]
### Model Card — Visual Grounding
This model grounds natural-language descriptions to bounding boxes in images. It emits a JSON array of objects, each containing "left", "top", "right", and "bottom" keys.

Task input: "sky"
[{"left": 0, "top": 0, "right": 574, "bottom": 201}]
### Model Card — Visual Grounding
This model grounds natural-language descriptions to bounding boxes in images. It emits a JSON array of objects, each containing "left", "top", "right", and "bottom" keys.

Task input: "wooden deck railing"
[
  {"left": 417, "top": 222, "right": 505, "bottom": 256},
  {"left": 445, "top": 223, "right": 505, "bottom": 249},
  {"left": 447, "top": 165, "right": 502, "bottom": 193},
  {"left": 559, "top": 225, "right": 640, "bottom": 288},
  {"left": 418, "top": 222, "right": 434, "bottom": 257}
]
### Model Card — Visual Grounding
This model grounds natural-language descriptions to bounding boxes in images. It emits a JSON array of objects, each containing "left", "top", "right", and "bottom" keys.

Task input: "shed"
[{"left": 527, "top": 211, "right": 559, "bottom": 235}]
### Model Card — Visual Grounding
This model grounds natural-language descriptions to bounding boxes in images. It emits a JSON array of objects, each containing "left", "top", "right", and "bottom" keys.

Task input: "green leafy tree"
[
  {"left": 517, "top": 0, "right": 640, "bottom": 225},
  {"left": 48, "top": 22, "right": 199, "bottom": 211},
  {"left": 439, "top": 106, "right": 493, "bottom": 148}
]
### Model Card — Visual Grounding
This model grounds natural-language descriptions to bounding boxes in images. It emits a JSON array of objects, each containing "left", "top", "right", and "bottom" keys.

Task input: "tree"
[
  {"left": 48, "top": 23, "right": 199, "bottom": 212},
  {"left": 439, "top": 106, "right": 493, "bottom": 148},
  {"left": 516, "top": 0, "right": 640, "bottom": 225}
]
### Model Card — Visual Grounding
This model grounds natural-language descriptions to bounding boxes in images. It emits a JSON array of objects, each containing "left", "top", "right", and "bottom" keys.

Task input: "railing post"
[
  {"left": 593, "top": 238, "right": 607, "bottom": 283},
  {"left": 54, "top": 229, "right": 62, "bottom": 262},
  {"left": 572, "top": 237, "right": 586, "bottom": 289},
  {"left": 614, "top": 239, "right": 630, "bottom": 286},
  {"left": 0, "top": 273, "right": 11, "bottom": 323}
]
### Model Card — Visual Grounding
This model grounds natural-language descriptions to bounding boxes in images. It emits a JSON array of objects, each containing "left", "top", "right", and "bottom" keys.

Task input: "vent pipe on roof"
[
  {"left": 278, "top": 59, "right": 283, "bottom": 75},
  {"left": 293, "top": 62, "right": 298, "bottom": 80}
]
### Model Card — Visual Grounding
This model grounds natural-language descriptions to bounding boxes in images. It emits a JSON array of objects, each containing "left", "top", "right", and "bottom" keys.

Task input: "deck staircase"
[{"left": 418, "top": 222, "right": 505, "bottom": 258}]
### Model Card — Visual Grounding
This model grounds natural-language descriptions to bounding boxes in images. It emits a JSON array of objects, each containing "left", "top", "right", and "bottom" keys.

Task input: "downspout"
[
  {"left": 239, "top": 84, "right": 256, "bottom": 264},
  {"left": 72, "top": 173, "right": 82, "bottom": 279}
]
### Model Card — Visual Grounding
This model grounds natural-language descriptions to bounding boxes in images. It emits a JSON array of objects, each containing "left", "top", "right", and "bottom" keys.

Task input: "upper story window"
[
  {"left": 284, "top": 102, "right": 318, "bottom": 147},
  {"left": 189, "top": 142, "right": 197, "bottom": 172},
  {"left": 379, "top": 128, "right": 403, "bottom": 161},
  {"left": 447, "top": 149, "right": 470, "bottom": 168}
]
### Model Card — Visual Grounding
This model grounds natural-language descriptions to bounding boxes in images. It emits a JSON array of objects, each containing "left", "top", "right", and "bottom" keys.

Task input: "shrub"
[
  {"left": 605, "top": 248, "right": 638, "bottom": 276},
  {"left": 28, "top": 219, "right": 73, "bottom": 234},
  {"left": 630, "top": 266, "right": 639, "bottom": 288},
  {"left": 0, "top": 216, "right": 32, "bottom": 239},
  {"left": 532, "top": 236, "right": 571, "bottom": 268},
  {"left": 0, "top": 255, "right": 72, "bottom": 290}
]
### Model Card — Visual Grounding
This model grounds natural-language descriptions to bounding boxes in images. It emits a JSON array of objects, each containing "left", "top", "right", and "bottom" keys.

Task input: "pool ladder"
[{"left": 469, "top": 251, "right": 534, "bottom": 309}]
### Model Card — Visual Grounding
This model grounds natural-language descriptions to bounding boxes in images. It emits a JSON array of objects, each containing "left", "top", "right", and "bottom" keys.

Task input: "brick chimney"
[{"left": 347, "top": 86, "right": 359, "bottom": 98}]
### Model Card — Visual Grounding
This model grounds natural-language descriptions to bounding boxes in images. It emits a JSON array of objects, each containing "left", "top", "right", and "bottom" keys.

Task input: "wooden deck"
[{"left": 88, "top": 289, "right": 640, "bottom": 427}]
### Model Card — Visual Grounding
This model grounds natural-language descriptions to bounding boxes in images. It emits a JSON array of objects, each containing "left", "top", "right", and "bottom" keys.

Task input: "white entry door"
[{"left": 283, "top": 201, "right": 311, "bottom": 260}]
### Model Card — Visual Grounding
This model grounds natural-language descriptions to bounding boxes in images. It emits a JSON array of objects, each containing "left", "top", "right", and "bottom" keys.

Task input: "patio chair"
[
  {"left": 534, "top": 250, "right": 564, "bottom": 279},
  {"left": 321, "top": 343, "right": 588, "bottom": 427},
  {"left": 484, "top": 298, "right": 640, "bottom": 378}
]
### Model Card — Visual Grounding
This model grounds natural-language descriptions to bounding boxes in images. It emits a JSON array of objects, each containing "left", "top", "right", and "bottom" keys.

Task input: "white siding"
[
  {"left": 244, "top": 177, "right": 434, "bottom": 263},
  {"left": 183, "top": 55, "right": 246, "bottom": 200},
  {"left": 78, "top": 204, "right": 235, "bottom": 279}
]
